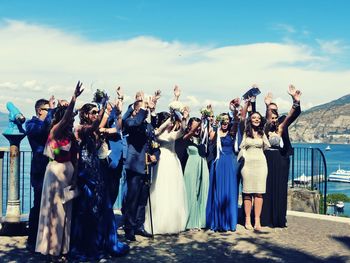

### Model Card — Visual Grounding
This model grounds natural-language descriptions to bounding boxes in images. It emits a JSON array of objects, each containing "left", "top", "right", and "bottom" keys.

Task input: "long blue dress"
[
  {"left": 70, "top": 131, "right": 129, "bottom": 261},
  {"left": 206, "top": 133, "right": 238, "bottom": 231}
]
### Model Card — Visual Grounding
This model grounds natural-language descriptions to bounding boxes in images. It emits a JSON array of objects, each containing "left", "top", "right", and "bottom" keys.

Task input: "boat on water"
[
  {"left": 325, "top": 145, "right": 331, "bottom": 151},
  {"left": 336, "top": 201, "right": 345, "bottom": 209},
  {"left": 328, "top": 167, "right": 350, "bottom": 183},
  {"left": 293, "top": 173, "right": 325, "bottom": 185}
]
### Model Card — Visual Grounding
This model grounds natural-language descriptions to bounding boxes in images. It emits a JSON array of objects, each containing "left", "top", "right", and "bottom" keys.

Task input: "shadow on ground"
[{"left": 1, "top": 230, "right": 349, "bottom": 263}]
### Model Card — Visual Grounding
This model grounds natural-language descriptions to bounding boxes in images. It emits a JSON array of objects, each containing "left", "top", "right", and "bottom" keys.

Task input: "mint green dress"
[{"left": 184, "top": 137, "right": 210, "bottom": 229}]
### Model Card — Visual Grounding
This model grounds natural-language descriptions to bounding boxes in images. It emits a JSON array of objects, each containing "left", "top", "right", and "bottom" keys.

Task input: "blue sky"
[
  {"left": 1, "top": 1, "right": 349, "bottom": 45},
  {"left": 0, "top": 1, "right": 350, "bottom": 116}
]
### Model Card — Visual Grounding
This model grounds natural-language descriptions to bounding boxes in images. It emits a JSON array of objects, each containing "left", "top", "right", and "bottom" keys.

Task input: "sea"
[
  {"left": 1, "top": 135, "right": 350, "bottom": 217},
  {"left": 293, "top": 143, "right": 350, "bottom": 216}
]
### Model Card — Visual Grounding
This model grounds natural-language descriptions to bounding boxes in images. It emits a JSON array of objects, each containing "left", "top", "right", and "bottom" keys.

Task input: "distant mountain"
[{"left": 289, "top": 94, "right": 350, "bottom": 143}]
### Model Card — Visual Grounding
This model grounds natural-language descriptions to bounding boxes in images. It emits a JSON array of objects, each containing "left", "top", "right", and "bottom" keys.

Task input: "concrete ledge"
[{"left": 287, "top": 210, "right": 350, "bottom": 224}]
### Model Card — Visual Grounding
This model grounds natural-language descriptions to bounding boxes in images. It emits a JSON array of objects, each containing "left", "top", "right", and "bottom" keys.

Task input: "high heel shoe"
[
  {"left": 245, "top": 223, "right": 254, "bottom": 230},
  {"left": 245, "top": 217, "right": 254, "bottom": 230},
  {"left": 254, "top": 218, "right": 262, "bottom": 231}
]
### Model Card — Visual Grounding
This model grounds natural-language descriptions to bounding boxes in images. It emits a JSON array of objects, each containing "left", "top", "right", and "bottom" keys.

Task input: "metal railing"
[
  {"left": 1, "top": 146, "right": 329, "bottom": 218},
  {"left": 289, "top": 147, "right": 327, "bottom": 214},
  {"left": 0, "top": 150, "right": 33, "bottom": 218}
]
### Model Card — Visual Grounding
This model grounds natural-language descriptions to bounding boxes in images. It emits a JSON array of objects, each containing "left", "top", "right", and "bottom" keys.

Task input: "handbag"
[{"left": 62, "top": 185, "right": 80, "bottom": 204}]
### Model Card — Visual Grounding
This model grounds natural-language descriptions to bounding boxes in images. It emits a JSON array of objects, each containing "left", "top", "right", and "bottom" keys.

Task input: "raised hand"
[
  {"left": 174, "top": 85, "right": 181, "bottom": 99},
  {"left": 49, "top": 95, "right": 56, "bottom": 108},
  {"left": 264, "top": 92, "right": 273, "bottom": 105},
  {"left": 294, "top": 89, "right": 302, "bottom": 102},
  {"left": 153, "top": 90, "right": 161, "bottom": 102},
  {"left": 229, "top": 98, "right": 240, "bottom": 111},
  {"left": 74, "top": 81, "right": 84, "bottom": 98},
  {"left": 135, "top": 91, "right": 144, "bottom": 101},
  {"left": 182, "top": 106, "right": 190, "bottom": 119},
  {"left": 115, "top": 99, "right": 123, "bottom": 113},
  {"left": 58, "top": 99, "right": 69, "bottom": 107},
  {"left": 116, "top": 86, "right": 124, "bottom": 100},
  {"left": 148, "top": 96, "right": 156, "bottom": 110}
]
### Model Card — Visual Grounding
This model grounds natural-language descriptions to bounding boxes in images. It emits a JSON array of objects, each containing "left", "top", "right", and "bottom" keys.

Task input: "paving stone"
[{"left": 0, "top": 215, "right": 349, "bottom": 262}]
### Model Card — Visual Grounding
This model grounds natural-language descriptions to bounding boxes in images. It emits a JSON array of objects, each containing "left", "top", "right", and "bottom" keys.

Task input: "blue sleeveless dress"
[{"left": 206, "top": 133, "right": 238, "bottom": 231}]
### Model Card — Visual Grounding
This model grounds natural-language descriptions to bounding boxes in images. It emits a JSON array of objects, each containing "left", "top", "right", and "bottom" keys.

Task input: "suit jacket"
[
  {"left": 25, "top": 109, "right": 54, "bottom": 188},
  {"left": 124, "top": 109, "right": 160, "bottom": 174}
]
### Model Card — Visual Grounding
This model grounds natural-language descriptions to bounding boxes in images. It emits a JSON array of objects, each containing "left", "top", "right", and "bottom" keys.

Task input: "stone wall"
[{"left": 287, "top": 188, "right": 320, "bottom": 214}]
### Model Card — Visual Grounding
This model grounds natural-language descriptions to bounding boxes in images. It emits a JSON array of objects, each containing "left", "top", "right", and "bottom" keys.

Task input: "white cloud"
[
  {"left": 316, "top": 39, "right": 346, "bottom": 54},
  {"left": 274, "top": 24, "right": 296, "bottom": 34},
  {"left": 0, "top": 19, "right": 350, "bottom": 119}
]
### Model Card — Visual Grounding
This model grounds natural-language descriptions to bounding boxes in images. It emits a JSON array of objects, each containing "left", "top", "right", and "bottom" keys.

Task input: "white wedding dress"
[{"left": 144, "top": 120, "right": 188, "bottom": 235}]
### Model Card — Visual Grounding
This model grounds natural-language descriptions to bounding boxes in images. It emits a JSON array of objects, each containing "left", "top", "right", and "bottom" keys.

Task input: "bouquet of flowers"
[
  {"left": 93, "top": 89, "right": 109, "bottom": 106},
  {"left": 168, "top": 101, "right": 184, "bottom": 112},
  {"left": 200, "top": 107, "right": 213, "bottom": 118},
  {"left": 216, "top": 114, "right": 230, "bottom": 124}
]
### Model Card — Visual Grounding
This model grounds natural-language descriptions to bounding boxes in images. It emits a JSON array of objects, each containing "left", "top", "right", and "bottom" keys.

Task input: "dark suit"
[
  {"left": 25, "top": 109, "right": 54, "bottom": 249},
  {"left": 123, "top": 109, "right": 160, "bottom": 235}
]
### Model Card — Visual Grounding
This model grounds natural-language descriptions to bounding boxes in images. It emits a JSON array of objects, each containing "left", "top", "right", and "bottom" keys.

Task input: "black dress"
[{"left": 261, "top": 135, "right": 289, "bottom": 227}]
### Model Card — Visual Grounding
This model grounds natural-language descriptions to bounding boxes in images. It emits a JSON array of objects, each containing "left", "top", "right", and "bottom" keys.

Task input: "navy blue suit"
[
  {"left": 25, "top": 109, "right": 54, "bottom": 249},
  {"left": 123, "top": 109, "right": 160, "bottom": 234}
]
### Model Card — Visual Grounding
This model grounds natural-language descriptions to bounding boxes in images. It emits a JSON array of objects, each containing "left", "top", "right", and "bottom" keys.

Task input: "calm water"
[
  {"left": 294, "top": 143, "right": 350, "bottom": 216},
  {"left": 1, "top": 134, "right": 350, "bottom": 216}
]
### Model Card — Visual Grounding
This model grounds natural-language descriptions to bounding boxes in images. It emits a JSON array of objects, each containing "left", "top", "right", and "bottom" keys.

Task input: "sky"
[{"left": 0, "top": 0, "right": 350, "bottom": 117}]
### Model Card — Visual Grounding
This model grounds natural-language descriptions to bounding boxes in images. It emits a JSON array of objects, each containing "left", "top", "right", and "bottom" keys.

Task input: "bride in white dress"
[{"left": 144, "top": 88, "right": 188, "bottom": 235}]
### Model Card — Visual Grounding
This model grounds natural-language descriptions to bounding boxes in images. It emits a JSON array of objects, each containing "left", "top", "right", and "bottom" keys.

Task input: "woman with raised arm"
[
  {"left": 239, "top": 108, "right": 270, "bottom": 231},
  {"left": 144, "top": 86, "right": 189, "bottom": 235},
  {"left": 183, "top": 117, "right": 210, "bottom": 230},
  {"left": 70, "top": 92, "right": 128, "bottom": 261},
  {"left": 35, "top": 81, "right": 83, "bottom": 261},
  {"left": 206, "top": 108, "right": 240, "bottom": 232},
  {"left": 261, "top": 85, "right": 302, "bottom": 228}
]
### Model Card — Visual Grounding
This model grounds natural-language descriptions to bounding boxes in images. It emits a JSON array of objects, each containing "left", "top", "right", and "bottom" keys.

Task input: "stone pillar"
[{"left": 2, "top": 134, "right": 25, "bottom": 222}]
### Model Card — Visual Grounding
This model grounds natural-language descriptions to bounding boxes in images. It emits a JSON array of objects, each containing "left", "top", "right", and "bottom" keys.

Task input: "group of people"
[{"left": 25, "top": 81, "right": 301, "bottom": 261}]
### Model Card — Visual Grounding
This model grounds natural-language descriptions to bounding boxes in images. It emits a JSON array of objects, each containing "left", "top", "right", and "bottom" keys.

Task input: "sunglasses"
[
  {"left": 40, "top": 108, "right": 49, "bottom": 111},
  {"left": 89, "top": 110, "right": 99, "bottom": 115}
]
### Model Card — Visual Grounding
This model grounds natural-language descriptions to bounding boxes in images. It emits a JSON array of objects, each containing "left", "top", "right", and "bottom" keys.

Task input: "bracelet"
[{"left": 118, "top": 96, "right": 124, "bottom": 101}]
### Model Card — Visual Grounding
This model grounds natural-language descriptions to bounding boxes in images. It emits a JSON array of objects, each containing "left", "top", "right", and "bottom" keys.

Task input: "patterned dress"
[{"left": 35, "top": 136, "right": 75, "bottom": 256}]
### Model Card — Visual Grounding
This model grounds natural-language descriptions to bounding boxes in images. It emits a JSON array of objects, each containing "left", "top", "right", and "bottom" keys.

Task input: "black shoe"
[
  {"left": 135, "top": 228, "right": 153, "bottom": 238},
  {"left": 125, "top": 232, "right": 136, "bottom": 241}
]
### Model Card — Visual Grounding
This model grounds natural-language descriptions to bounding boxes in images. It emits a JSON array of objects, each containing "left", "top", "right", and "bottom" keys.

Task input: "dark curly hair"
[
  {"left": 50, "top": 105, "right": 68, "bottom": 129},
  {"left": 79, "top": 103, "right": 97, "bottom": 125},
  {"left": 245, "top": 111, "right": 265, "bottom": 138},
  {"left": 156, "top": 111, "right": 171, "bottom": 128},
  {"left": 186, "top": 117, "right": 201, "bottom": 134},
  {"left": 49, "top": 105, "right": 75, "bottom": 140}
]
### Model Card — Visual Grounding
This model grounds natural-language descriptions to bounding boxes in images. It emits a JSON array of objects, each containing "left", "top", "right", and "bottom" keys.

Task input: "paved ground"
[{"left": 0, "top": 213, "right": 350, "bottom": 263}]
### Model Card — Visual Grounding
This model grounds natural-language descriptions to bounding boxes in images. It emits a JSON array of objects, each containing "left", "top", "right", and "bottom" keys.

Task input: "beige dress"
[
  {"left": 35, "top": 138, "right": 74, "bottom": 256},
  {"left": 239, "top": 134, "right": 270, "bottom": 194}
]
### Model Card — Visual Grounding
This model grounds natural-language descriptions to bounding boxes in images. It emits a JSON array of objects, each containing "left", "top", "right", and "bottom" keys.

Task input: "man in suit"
[
  {"left": 25, "top": 97, "right": 55, "bottom": 252},
  {"left": 123, "top": 99, "right": 160, "bottom": 241}
]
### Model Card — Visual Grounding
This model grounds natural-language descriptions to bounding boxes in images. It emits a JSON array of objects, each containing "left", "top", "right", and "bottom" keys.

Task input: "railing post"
[
  {"left": 311, "top": 148, "right": 314, "bottom": 190},
  {"left": 0, "top": 148, "right": 5, "bottom": 218},
  {"left": 291, "top": 154, "right": 295, "bottom": 188},
  {"left": 2, "top": 135, "right": 25, "bottom": 222}
]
